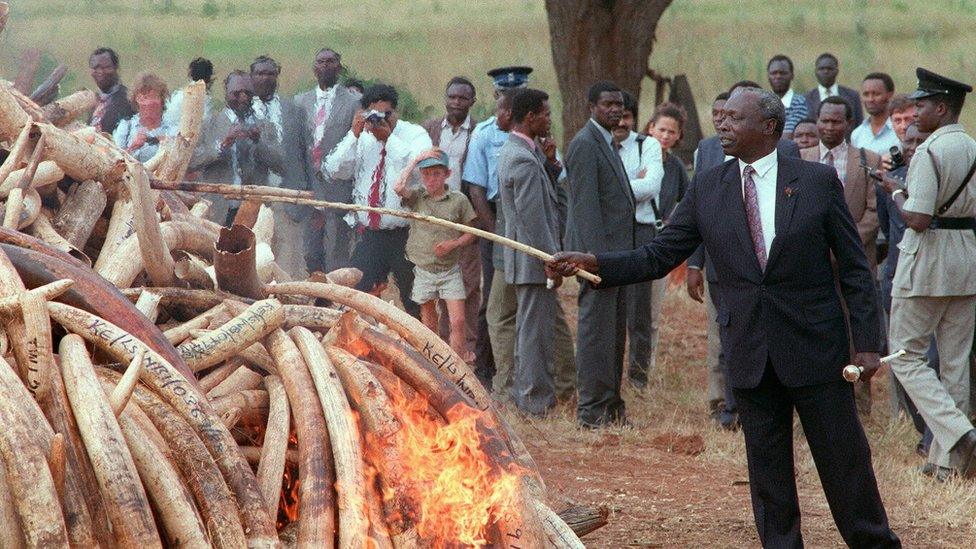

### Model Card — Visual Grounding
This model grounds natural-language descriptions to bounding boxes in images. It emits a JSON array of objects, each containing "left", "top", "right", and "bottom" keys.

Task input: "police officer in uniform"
[{"left": 887, "top": 68, "right": 976, "bottom": 480}]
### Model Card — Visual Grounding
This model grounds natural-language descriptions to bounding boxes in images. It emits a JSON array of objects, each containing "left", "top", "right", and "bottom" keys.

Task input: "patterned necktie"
[
  {"left": 824, "top": 150, "right": 835, "bottom": 172},
  {"left": 367, "top": 146, "right": 387, "bottom": 230},
  {"left": 311, "top": 102, "right": 328, "bottom": 167},
  {"left": 742, "top": 165, "right": 767, "bottom": 270},
  {"left": 91, "top": 95, "right": 109, "bottom": 131}
]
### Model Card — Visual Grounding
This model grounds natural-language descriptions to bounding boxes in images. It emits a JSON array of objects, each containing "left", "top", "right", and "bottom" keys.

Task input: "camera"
[
  {"left": 889, "top": 146, "right": 905, "bottom": 170},
  {"left": 363, "top": 109, "right": 388, "bottom": 125}
]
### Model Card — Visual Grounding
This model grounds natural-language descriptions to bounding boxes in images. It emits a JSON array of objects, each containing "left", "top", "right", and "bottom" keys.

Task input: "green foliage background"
[{"left": 3, "top": 0, "right": 976, "bottom": 135}]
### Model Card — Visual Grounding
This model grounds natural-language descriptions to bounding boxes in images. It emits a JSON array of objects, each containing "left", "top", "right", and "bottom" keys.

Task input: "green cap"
[{"left": 416, "top": 150, "right": 450, "bottom": 169}]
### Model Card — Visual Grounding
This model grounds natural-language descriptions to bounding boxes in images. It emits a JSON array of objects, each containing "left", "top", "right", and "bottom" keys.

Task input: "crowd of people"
[{"left": 85, "top": 45, "right": 974, "bottom": 481}]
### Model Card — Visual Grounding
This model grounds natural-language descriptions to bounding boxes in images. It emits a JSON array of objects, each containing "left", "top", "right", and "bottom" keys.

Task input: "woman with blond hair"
[{"left": 112, "top": 72, "right": 175, "bottom": 162}]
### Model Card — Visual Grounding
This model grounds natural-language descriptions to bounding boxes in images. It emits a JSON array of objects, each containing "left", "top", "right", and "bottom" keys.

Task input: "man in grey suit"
[
  {"left": 565, "top": 81, "right": 636, "bottom": 428},
  {"left": 189, "top": 71, "right": 282, "bottom": 226},
  {"left": 804, "top": 52, "right": 864, "bottom": 134},
  {"left": 498, "top": 88, "right": 563, "bottom": 416},
  {"left": 250, "top": 55, "right": 308, "bottom": 278},
  {"left": 292, "top": 48, "right": 361, "bottom": 274}
]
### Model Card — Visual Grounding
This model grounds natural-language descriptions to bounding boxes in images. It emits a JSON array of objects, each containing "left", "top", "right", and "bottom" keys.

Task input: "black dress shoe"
[{"left": 952, "top": 428, "right": 976, "bottom": 479}]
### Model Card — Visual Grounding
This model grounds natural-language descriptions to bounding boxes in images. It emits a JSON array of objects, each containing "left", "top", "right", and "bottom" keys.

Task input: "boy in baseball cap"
[{"left": 395, "top": 148, "right": 478, "bottom": 361}]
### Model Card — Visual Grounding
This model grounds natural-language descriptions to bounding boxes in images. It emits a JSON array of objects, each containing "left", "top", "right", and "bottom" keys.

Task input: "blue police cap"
[{"left": 487, "top": 66, "right": 533, "bottom": 89}]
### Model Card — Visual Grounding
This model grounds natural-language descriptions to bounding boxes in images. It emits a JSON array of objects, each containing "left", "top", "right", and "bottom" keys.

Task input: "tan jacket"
[{"left": 801, "top": 144, "right": 880, "bottom": 271}]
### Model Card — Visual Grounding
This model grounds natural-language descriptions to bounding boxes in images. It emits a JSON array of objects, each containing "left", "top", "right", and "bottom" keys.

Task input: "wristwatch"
[{"left": 891, "top": 189, "right": 907, "bottom": 199}]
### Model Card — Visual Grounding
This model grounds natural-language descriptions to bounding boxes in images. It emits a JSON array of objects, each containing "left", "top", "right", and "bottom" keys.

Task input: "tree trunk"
[{"left": 545, "top": 0, "right": 673, "bottom": 145}]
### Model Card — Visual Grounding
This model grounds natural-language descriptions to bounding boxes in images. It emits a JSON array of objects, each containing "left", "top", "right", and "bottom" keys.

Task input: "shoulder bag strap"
[{"left": 930, "top": 148, "right": 976, "bottom": 215}]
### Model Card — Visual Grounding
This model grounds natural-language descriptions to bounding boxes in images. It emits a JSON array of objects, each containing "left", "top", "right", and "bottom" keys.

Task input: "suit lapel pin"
[{"left": 784, "top": 186, "right": 796, "bottom": 198}]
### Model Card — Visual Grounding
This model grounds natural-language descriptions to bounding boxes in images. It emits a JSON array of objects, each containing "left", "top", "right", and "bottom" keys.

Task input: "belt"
[{"left": 929, "top": 216, "right": 976, "bottom": 230}]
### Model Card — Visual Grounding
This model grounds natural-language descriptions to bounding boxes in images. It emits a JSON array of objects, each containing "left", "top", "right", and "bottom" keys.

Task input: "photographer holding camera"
[{"left": 323, "top": 83, "right": 433, "bottom": 319}]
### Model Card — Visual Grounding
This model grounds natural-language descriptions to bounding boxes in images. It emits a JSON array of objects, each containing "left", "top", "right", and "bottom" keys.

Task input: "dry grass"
[{"left": 5, "top": 1, "right": 976, "bottom": 139}]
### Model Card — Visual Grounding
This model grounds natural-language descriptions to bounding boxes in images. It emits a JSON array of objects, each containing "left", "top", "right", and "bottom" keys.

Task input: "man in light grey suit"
[
  {"left": 291, "top": 47, "right": 361, "bottom": 273},
  {"left": 565, "top": 81, "right": 636, "bottom": 428},
  {"left": 498, "top": 88, "right": 563, "bottom": 416},
  {"left": 189, "top": 71, "right": 283, "bottom": 226}
]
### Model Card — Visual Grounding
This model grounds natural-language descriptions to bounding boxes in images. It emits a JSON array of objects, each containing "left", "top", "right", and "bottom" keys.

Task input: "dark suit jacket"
[
  {"left": 564, "top": 121, "right": 635, "bottom": 254},
  {"left": 688, "top": 136, "right": 801, "bottom": 280},
  {"left": 89, "top": 84, "right": 135, "bottom": 135},
  {"left": 498, "top": 135, "right": 561, "bottom": 285},
  {"left": 658, "top": 151, "right": 689, "bottom": 221},
  {"left": 804, "top": 86, "right": 864, "bottom": 130},
  {"left": 596, "top": 154, "right": 880, "bottom": 389}
]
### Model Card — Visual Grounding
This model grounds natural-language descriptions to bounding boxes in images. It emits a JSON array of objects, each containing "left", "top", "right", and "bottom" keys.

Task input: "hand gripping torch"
[{"left": 842, "top": 349, "right": 907, "bottom": 382}]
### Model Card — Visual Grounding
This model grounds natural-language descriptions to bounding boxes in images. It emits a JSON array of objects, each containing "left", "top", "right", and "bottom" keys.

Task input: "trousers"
[{"left": 889, "top": 295, "right": 976, "bottom": 468}]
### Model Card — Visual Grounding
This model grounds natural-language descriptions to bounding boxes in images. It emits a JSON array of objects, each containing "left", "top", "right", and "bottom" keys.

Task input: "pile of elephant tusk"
[{"left": 0, "top": 4, "right": 601, "bottom": 547}]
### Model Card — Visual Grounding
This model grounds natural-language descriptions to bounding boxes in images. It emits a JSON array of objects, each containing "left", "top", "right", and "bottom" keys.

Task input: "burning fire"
[{"left": 391, "top": 388, "right": 522, "bottom": 547}]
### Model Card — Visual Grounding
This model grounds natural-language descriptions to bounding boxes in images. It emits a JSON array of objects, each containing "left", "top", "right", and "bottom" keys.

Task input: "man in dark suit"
[
  {"left": 564, "top": 81, "right": 636, "bottom": 428},
  {"left": 688, "top": 82, "right": 801, "bottom": 429},
  {"left": 292, "top": 48, "right": 361, "bottom": 274},
  {"left": 549, "top": 87, "right": 900, "bottom": 548},
  {"left": 804, "top": 52, "right": 864, "bottom": 132},
  {"left": 88, "top": 47, "right": 135, "bottom": 135}
]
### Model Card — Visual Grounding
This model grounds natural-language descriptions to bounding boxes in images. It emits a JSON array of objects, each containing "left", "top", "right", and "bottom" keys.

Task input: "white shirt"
[
  {"left": 818, "top": 83, "right": 839, "bottom": 103},
  {"left": 738, "top": 149, "right": 778, "bottom": 258},
  {"left": 818, "top": 140, "right": 849, "bottom": 185},
  {"left": 324, "top": 119, "right": 433, "bottom": 229},
  {"left": 618, "top": 132, "right": 665, "bottom": 224},
  {"left": 438, "top": 115, "right": 473, "bottom": 192},
  {"left": 780, "top": 88, "right": 796, "bottom": 108},
  {"left": 313, "top": 85, "right": 338, "bottom": 145}
]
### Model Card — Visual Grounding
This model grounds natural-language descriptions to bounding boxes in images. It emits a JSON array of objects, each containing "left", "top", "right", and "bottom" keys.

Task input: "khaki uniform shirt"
[
  {"left": 893, "top": 123, "right": 976, "bottom": 297},
  {"left": 403, "top": 188, "right": 476, "bottom": 272}
]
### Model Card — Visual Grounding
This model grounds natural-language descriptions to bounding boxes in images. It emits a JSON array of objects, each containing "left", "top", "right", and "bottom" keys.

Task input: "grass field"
[{"left": 5, "top": 0, "right": 976, "bottom": 138}]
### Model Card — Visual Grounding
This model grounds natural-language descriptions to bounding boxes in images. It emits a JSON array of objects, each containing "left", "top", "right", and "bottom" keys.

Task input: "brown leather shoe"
[{"left": 952, "top": 428, "right": 976, "bottom": 479}]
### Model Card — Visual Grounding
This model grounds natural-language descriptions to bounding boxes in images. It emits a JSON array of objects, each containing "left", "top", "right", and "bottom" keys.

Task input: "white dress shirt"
[
  {"left": 438, "top": 115, "right": 473, "bottom": 192},
  {"left": 818, "top": 83, "right": 840, "bottom": 102},
  {"left": 324, "top": 119, "right": 433, "bottom": 229},
  {"left": 313, "top": 85, "right": 338, "bottom": 145},
  {"left": 618, "top": 132, "right": 665, "bottom": 224},
  {"left": 738, "top": 149, "right": 778, "bottom": 257},
  {"left": 780, "top": 88, "right": 795, "bottom": 108}
]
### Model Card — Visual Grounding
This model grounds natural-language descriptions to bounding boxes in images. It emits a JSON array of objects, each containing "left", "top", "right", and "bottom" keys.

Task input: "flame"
[
  {"left": 277, "top": 429, "right": 301, "bottom": 529},
  {"left": 390, "top": 387, "right": 521, "bottom": 547}
]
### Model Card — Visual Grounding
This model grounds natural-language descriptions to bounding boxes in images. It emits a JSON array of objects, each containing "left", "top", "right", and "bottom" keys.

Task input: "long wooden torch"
[{"left": 150, "top": 180, "right": 602, "bottom": 285}]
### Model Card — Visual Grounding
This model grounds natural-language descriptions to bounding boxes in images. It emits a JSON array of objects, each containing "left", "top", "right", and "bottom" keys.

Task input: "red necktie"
[
  {"left": 311, "top": 102, "right": 328, "bottom": 166},
  {"left": 742, "top": 165, "right": 767, "bottom": 271},
  {"left": 367, "top": 146, "right": 386, "bottom": 229}
]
